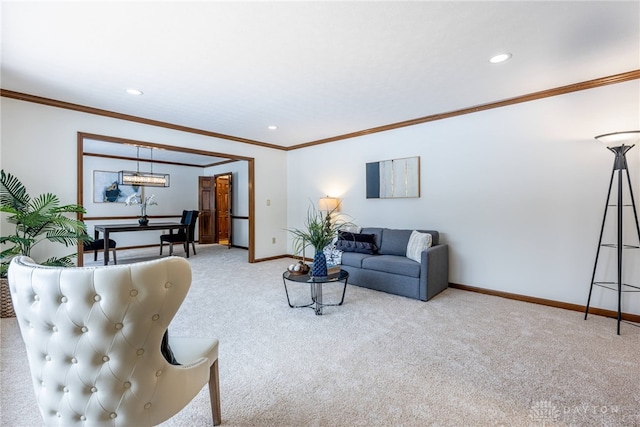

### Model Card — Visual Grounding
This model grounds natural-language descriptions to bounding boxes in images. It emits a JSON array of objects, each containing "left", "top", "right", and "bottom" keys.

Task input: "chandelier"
[{"left": 118, "top": 146, "right": 170, "bottom": 188}]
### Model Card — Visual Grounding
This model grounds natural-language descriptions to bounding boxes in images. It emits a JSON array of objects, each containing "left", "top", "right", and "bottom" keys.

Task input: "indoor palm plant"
[
  {"left": 287, "top": 201, "right": 349, "bottom": 277},
  {"left": 0, "top": 170, "right": 91, "bottom": 316}
]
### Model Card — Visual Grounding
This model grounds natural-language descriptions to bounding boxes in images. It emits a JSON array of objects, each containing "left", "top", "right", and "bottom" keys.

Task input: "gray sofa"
[{"left": 339, "top": 228, "right": 449, "bottom": 301}]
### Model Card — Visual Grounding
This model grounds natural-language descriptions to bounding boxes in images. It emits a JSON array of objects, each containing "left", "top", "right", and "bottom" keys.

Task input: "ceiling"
[
  {"left": 2, "top": 1, "right": 639, "bottom": 153},
  {"left": 83, "top": 138, "right": 234, "bottom": 167}
]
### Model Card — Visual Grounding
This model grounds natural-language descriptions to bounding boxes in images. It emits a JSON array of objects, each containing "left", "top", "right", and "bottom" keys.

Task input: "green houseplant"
[
  {"left": 287, "top": 201, "right": 350, "bottom": 277},
  {"left": 125, "top": 193, "right": 158, "bottom": 226},
  {"left": 1, "top": 170, "right": 91, "bottom": 316}
]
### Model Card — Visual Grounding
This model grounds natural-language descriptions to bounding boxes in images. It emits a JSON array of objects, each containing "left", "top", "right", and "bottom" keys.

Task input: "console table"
[{"left": 93, "top": 222, "right": 188, "bottom": 265}]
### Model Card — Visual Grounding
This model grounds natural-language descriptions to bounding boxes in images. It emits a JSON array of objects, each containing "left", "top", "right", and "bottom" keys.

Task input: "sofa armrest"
[{"left": 419, "top": 244, "right": 449, "bottom": 301}]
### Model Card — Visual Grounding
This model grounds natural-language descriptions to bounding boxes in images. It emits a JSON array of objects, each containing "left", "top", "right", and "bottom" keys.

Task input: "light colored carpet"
[{"left": 2, "top": 244, "right": 639, "bottom": 426}]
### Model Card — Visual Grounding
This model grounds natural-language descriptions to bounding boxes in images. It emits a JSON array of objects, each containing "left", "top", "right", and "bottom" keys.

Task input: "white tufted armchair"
[{"left": 8, "top": 255, "right": 221, "bottom": 426}]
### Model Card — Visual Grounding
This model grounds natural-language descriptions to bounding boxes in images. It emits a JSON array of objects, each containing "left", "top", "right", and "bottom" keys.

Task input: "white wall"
[
  {"left": 2, "top": 80, "right": 639, "bottom": 315},
  {"left": 0, "top": 97, "right": 288, "bottom": 260},
  {"left": 287, "top": 80, "right": 640, "bottom": 315}
]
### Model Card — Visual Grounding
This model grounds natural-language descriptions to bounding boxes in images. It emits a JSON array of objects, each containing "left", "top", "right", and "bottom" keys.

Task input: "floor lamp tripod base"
[{"left": 585, "top": 134, "right": 640, "bottom": 335}]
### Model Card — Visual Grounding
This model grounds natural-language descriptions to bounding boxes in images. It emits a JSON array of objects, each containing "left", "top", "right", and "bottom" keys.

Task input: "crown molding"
[
  {"left": 288, "top": 69, "right": 640, "bottom": 150},
  {"left": 0, "top": 89, "right": 286, "bottom": 151},
  {"left": 3, "top": 69, "right": 638, "bottom": 151}
]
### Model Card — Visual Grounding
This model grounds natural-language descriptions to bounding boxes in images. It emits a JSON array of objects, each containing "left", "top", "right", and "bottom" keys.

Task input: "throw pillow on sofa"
[
  {"left": 323, "top": 243, "right": 343, "bottom": 265},
  {"left": 339, "top": 224, "right": 362, "bottom": 234},
  {"left": 336, "top": 231, "right": 377, "bottom": 254},
  {"left": 406, "top": 230, "right": 432, "bottom": 263}
]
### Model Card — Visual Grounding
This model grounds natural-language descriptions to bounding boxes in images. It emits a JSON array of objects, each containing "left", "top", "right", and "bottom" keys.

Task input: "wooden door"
[
  {"left": 198, "top": 176, "right": 215, "bottom": 244},
  {"left": 227, "top": 174, "right": 233, "bottom": 248},
  {"left": 214, "top": 173, "right": 233, "bottom": 247}
]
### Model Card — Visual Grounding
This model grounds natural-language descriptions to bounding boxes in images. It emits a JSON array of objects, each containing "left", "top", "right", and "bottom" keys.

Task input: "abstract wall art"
[
  {"left": 93, "top": 170, "right": 142, "bottom": 203},
  {"left": 366, "top": 156, "right": 420, "bottom": 199}
]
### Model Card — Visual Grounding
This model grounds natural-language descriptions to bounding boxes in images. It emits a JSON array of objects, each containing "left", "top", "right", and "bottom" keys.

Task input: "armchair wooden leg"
[{"left": 209, "top": 359, "right": 221, "bottom": 426}]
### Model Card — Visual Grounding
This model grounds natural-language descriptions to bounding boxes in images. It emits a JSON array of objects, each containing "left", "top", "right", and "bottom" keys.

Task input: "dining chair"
[
  {"left": 7, "top": 255, "right": 221, "bottom": 426},
  {"left": 160, "top": 210, "right": 199, "bottom": 257},
  {"left": 83, "top": 238, "right": 117, "bottom": 264}
]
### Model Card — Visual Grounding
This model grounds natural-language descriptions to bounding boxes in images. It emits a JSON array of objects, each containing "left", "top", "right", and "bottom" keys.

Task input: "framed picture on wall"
[
  {"left": 93, "top": 170, "right": 142, "bottom": 203},
  {"left": 366, "top": 156, "right": 420, "bottom": 199}
]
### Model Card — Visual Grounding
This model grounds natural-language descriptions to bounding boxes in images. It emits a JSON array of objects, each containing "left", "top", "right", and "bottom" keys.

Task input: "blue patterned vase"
[{"left": 312, "top": 251, "right": 328, "bottom": 277}]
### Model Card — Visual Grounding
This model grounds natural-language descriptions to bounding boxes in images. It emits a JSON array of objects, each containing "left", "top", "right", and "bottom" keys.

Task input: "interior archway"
[{"left": 76, "top": 132, "right": 255, "bottom": 264}]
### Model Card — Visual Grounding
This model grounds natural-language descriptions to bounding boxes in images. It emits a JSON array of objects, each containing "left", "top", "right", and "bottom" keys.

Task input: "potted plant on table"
[
  {"left": 287, "top": 201, "right": 349, "bottom": 277},
  {"left": 125, "top": 193, "right": 157, "bottom": 226},
  {"left": 0, "top": 170, "right": 91, "bottom": 317}
]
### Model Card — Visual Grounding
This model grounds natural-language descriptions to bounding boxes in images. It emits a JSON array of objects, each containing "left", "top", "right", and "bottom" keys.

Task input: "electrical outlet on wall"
[{"left": 272, "top": 237, "right": 276, "bottom": 244}]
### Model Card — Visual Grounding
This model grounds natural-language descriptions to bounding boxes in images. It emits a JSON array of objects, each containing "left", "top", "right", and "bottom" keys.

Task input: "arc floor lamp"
[{"left": 585, "top": 130, "right": 640, "bottom": 335}]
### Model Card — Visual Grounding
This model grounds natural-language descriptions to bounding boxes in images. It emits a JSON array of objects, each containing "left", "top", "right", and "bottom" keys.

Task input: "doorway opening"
[
  {"left": 199, "top": 172, "right": 235, "bottom": 248},
  {"left": 215, "top": 173, "right": 232, "bottom": 246},
  {"left": 78, "top": 132, "right": 255, "bottom": 264}
]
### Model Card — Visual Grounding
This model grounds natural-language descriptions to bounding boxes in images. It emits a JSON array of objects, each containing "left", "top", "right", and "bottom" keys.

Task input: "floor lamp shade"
[
  {"left": 318, "top": 197, "right": 339, "bottom": 212},
  {"left": 594, "top": 130, "right": 640, "bottom": 147}
]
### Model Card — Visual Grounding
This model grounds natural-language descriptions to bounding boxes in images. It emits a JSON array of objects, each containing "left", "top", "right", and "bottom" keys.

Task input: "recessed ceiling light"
[
  {"left": 268, "top": 125, "right": 278, "bottom": 130},
  {"left": 489, "top": 53, "right": 512, "bottom": 64},
  {"left": 126, "top": 88, "right": 143, "bottom": 95}
]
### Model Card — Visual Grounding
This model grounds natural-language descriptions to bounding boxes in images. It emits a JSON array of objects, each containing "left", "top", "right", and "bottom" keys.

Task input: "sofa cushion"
[
  {"left": 361, "top": 254, "right": 421, "bottom": 278},
  {"left": 340, "top": 252, "right": 375, "bottom": 268},
  {"left": 359, "top": 228, "right": 439, "bottom": 247},
  {"left": 360, "top": 227, "right": 383, "bottom": 250},
  {"left": 336, "top": 231, "right": 377, "bottom": 254},
  {"left": 406, "top": 230, "right": 433, "bottom": 263},
  {"left": 379, "top": 229, "right": 414, "bottom": 256},
  {"left": 423, "top": 230, "right": 439, "bottom": 246}
]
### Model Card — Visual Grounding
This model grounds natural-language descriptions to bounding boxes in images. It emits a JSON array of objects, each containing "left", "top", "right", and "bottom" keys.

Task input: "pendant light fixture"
[{"left": 118, "top": 146, "right": 170, "bottom": 187}]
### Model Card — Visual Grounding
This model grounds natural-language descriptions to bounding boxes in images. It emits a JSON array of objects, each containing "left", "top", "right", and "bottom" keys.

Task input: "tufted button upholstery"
[{"left": 8, "top": 256, "right": 221, "bottom": 426}]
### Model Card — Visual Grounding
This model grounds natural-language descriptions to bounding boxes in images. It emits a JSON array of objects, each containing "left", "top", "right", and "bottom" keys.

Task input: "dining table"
[{"left": 92, "top": 222, "right": 189, "bottom": 265}]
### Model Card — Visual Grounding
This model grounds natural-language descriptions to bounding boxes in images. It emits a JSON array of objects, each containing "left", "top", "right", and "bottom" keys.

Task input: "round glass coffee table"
[{"left": 282, "top": 270, "right": 349, "bottom": 315}]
